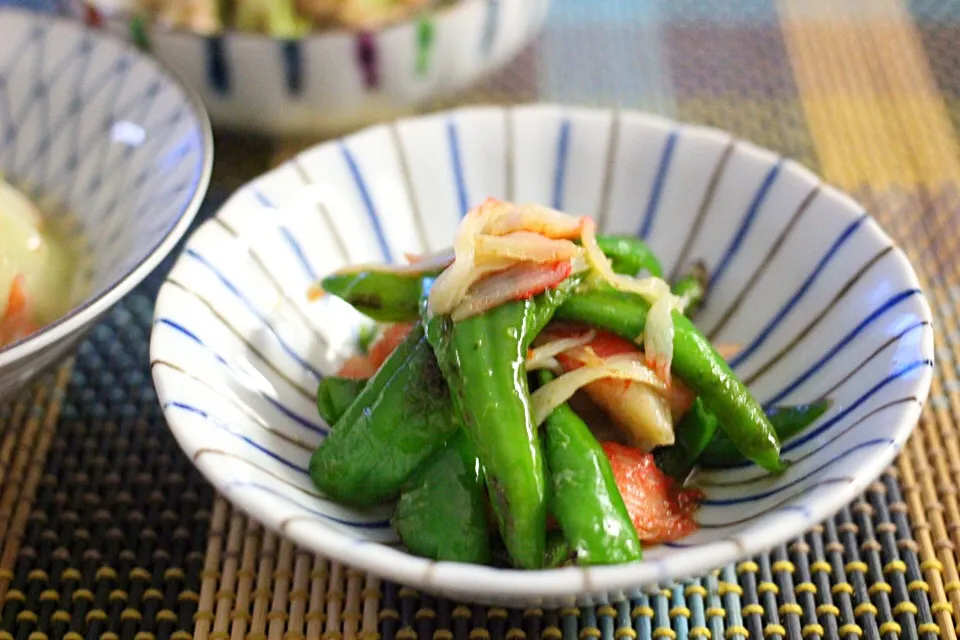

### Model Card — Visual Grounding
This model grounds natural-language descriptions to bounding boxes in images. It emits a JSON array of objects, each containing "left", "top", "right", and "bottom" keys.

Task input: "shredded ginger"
[{"left": 529, "top": 353, "right": 667, "bottom": 427}]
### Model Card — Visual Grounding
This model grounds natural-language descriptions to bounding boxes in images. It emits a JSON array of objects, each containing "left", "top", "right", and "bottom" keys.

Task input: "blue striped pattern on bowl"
[{"left": 150, "top": 104, "right": 933, "bottom": 607}]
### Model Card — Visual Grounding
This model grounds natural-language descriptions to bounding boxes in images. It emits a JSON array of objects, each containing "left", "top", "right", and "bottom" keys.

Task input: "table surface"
[{"left": 5, "top": 1, "right": 960, "bottom": 639}]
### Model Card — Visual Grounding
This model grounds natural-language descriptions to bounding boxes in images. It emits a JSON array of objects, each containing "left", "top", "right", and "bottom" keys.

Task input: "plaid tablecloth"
[{"left": 5, "top": 1, "right": 960, "bottom": 638}]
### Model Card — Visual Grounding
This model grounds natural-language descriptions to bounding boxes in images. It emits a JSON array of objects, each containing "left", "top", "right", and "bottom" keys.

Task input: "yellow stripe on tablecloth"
[
  {"left": 780, "top": 0, "right": 960, "bottom": 189},
  {"left": 779, "top": 2, "right": 960, "bottom": 640}
]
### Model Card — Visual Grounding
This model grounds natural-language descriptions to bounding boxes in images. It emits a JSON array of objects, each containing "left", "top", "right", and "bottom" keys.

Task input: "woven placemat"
[{"left": 4, "top": 0, "right": 960, "bottom": 638}]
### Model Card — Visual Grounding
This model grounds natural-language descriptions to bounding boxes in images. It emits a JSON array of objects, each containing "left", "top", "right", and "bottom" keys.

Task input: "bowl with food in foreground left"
[
  {"left": 0, "top": 9, "right": 212, "bottom": 401},
  {"left": 151, "top": 104, "right": 932, "bottom": 606}
]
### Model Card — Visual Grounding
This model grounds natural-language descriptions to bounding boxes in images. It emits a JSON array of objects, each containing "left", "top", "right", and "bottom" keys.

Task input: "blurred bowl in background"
[
  {"left": 99, "top": 0, "right": 552, "bottom": 138},
  {"left": 0, "top": 9, "right": 212, "bottom": 401}
]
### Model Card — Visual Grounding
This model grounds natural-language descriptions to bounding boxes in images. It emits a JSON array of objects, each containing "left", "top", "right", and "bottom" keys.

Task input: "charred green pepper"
[
  {"left": 425, "top": 301, "right": 545, "bottom": 568},
  {"left": 309, "top": 324, "right": 459, "bottom": 506},
  {"left": 539, "top": 370, "right": 642, "bottom": 565},
  {"left": 423, "top": 278, "right": 579, "bottom": 569},
  {"left": 392, "top": 434, "right": 491, "bottom": 564},
  {"left": 555, "top": 288, "right": 786, "bottom": 474}
]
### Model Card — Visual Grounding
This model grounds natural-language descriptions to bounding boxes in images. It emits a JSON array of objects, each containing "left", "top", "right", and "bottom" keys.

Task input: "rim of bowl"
[
  {"left": 104, "top": 0, "right": 494, "bottom": 41},
  {"left": 0, "top": 8, "right": 214, "bottom": 367},
  {"left": 152, "top": 103, "right": 934, "bottom": 601}
]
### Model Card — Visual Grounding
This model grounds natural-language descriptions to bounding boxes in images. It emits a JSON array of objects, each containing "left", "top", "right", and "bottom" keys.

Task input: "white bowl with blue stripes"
[
  {"left": 150, "top": 104, "right": 934, "bottom": 606},
  {"left": 0, "top": 10, "right": 212, "bottom": 402},
  {"left": 97, "top": 0, "right": 552, "bottom": 137}
]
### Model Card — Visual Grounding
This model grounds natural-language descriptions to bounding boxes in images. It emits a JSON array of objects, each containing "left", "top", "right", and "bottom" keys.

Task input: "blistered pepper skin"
[
  {"left": 422, "top": 277, "right": 579, "bottom": 569},
  {"left": 315, "top": 358, "right": 491, "bottom": 563},
  {"left": 392, "top": 435, "right": 491, "bottom": 564},
  {"left": 425, "top": 299, "right": 546, "bottom": 568},
  {"left": 309, "top": 325, "right": 459, "bottom": 506}
]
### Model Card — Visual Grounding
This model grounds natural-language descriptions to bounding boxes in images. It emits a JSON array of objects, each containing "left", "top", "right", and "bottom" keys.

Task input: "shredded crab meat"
[
  {"left": 526, "top": 356, "right": 562, "bottom": 373},
  {"left": 474, "top": 232, "right": 580, "bottom": 264},
  {"left": 527, "top": 330, "right": 596, "bottom": 372},
  {"left": 428, "top": 199, "right": 587, "bottom": 317},
  {"left": 566, "top": 345, "right": 676, "bottom": 448},
  {"left": 413, "top": 198, "right": 680, "bottom": 382},
  {"left": 530, "top": 353, "right": 666, "bottom": 427},
  {"left": 580, "top": 218, "right": 673, "bottom": 302},
  {"left": 483, "top": 202, "right": 585, "bottom": 239},
  {"left": 451, "top": 261, "right": 573, "bottom": 322},
  {"left": 427, "top": 205, "right": 491, "bottom": 315}
]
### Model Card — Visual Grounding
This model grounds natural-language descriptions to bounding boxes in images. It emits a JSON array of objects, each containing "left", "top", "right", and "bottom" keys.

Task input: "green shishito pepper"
[
  {"left": 308, "top": 324, "right": 460, "bottom": 506},
  {"left": 322, "top": 270, "right": 439, "bottom": 323},
  {"left": 654, "top": 399, "right": 832, "bottom": 481},
  {"left": 315, "top": 372, "right": 491, "bottom": 563},
  {"left": 555, "top": 289, "right": 787, "bottom": 474},
  {"left": 423, "top": 278, "right": 579, "bottom": 569},
  {"left": 424, "top": 302, "right": 544, "bottom": 569},
  {"left": 319, "top": 235, "right": 651, "bottom": 324},
  {"left": 316, "top": 377, "right": 366, "bottom": 425},
  {"left": 539, "top": 370, "right": 642, "bottom": 565},
  {"left": 392, "top": 434, "right": 491, "bottom": 564},
  {"left": 595, "top": 235, "right": 663, "bottom": 278},
  {"left": 697, "top": 400, "right": 831, "bottom": 468}
]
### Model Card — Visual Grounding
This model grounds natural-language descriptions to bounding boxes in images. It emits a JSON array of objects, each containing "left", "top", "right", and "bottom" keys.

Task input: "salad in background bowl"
[
  {"left": 90, "top": 0, "right": 553, "bottom": 137},
  {"left": 0, "top": 179, "right": 87, "bottom": 349},
  {"left": 100, "top": 0, "right": 445, "bottom": 35}
]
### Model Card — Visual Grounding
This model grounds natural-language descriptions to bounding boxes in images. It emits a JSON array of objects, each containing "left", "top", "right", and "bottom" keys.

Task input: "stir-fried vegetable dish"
[
  {"left": 0, "top": 179, "right": 83, "bottom": 350},
  {"left": 103, "top": 0, "right": 446, "bottom": 36},
  {"left": 310, "top": 198, "right": 828, "bottom": 569}
]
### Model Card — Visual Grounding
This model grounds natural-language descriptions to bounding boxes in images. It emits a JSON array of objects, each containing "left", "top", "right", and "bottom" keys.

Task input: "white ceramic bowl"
[
  {"left": 0, "top": 9, "right": 212, "bottom": 402},
  {"left": 151, "top": 104, "right": 934, "bottom": 606},
  {"left": 100, "top": 0, "right": 552, "bottom": 137}
]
